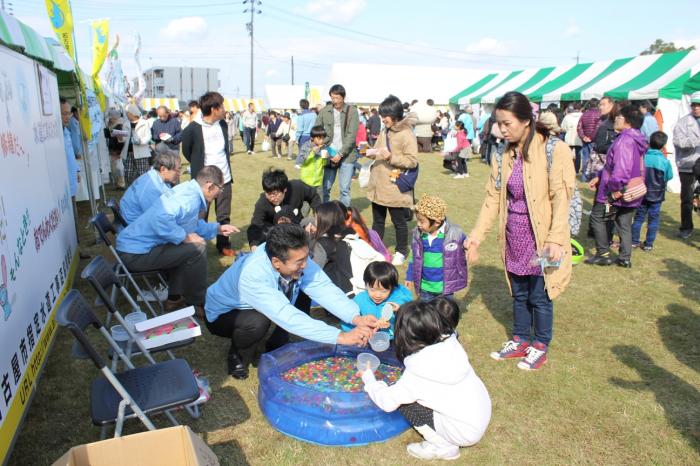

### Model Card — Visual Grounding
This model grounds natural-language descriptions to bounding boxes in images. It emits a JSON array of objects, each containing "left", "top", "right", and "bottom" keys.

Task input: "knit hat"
[
  {"left": 690, "top": 93, "right": 700, "bottom": 104},
  {"left": 538, "top": 111, "right": 561, "bottom": 135},
  {"left": 414, "top": 194, "right": 447, "bottom": 222},
  {"left": 125, "top": 104, "right": 141, "bottom": 116}
]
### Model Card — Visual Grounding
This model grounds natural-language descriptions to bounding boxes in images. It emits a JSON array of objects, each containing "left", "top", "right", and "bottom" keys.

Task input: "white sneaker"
[
  {"left": 247, "top": 150, "right": 252, "bottom": 155},
  {"left": 391, "top": 252, "right": 405, "bottom": 266},
  {"left": 294, "top": 164, "right": 301, "bottom": 169},
  {"left": 464, "top": 173, "right": 470, "bottom": 178},
  {"left": 453, "top": 174, "right": 463, "bottom": 179},
  {"left": 407, "top": 441, "right": 460, "bottom": 461}
]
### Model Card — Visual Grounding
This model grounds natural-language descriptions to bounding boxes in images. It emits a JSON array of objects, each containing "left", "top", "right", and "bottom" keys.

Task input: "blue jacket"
[
  {"left": 120, "top": 169, "right": 172, "bottom": 224},
  {"left": 69, "top": 117, "right": 82, "bottom": 156},
  {"left": 151, "top": 116, "right": 182, "bottom": 150},
  {"left": 643, "top": 149, "right": 673, "bottom": 203},
  {"left": 341, "top": 285, "right": 413, "bottom": 337},
  {"left": 640, "top": 114, "right": 659, "bottom": 141},
  {"left": 116, "top": 180, "right": 218, "bottom": 254},
  {"left": 63, "top": 127, "right": 79, "bottom": 197},
  {"left": 205, "top": 245, "right": 360, "bottom": 344},
  {"left": 296, "top": 109, "right": 316, "bottom": 140}
]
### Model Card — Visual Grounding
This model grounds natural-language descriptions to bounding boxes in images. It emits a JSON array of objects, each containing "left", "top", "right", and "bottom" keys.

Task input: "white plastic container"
[
  {"left": 356, "top": 353, "right": 380, "bottom": 373},
  {"left": 369, "top": 332, "right": 390, "bottom": 352},
  {"left": 110, "top": 325, "right": 130, "bottom": 351}
]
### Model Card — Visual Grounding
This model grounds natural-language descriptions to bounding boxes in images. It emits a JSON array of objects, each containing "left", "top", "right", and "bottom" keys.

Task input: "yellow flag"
[
  {"left": 90, "top": 19, "right": 109, "bottom": 77},
  {"left": 45, "top": 0, "right": 76, "bottom": 60},
  {"left": 92, "top": 76, "right": 107, "bottom": 112}
]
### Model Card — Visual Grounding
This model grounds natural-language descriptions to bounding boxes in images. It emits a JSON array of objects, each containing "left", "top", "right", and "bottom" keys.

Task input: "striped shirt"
[{"left": 418, "top": 231, "right": 445, "bottom": 294}]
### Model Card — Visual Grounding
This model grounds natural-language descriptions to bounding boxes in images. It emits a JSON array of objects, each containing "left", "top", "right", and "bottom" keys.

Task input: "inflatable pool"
[{"left": 258, "top": 340, "right": 410, "bottom": 446}]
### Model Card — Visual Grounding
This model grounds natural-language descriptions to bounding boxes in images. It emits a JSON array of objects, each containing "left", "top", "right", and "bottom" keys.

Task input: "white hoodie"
[{"left": 362, "top": 334, "right": 491, "bottom": 446}]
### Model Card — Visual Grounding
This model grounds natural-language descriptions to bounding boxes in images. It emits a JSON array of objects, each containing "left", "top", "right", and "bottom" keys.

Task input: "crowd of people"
[{"left": 58, "top": 82, "right": 700, "bottom": 461}]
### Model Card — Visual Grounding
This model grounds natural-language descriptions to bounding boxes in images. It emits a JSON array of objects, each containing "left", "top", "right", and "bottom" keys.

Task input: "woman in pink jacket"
[{"left": 452, "top": 121, "right": 471, "bottom": 179}]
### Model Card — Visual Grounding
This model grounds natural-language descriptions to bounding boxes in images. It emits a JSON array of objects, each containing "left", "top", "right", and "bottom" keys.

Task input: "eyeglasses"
[{"left": 212, "top": 182, "right": 224, "bottom": 191}]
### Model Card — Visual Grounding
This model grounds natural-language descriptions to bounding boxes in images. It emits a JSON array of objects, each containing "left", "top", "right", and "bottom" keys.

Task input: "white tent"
[
  {"left": 326, "top": 63, "right": 494, "bottom": 105},
  {"left": 265, "top": 85, "right": 323, "bottom": 110}
]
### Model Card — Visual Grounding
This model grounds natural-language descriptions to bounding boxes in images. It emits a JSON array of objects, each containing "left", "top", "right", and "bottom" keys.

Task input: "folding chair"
[
  {"left": 91, "top": 212, "right": 166, "bottom": 316},
  {"left": 81, "top": 255, "right": 195, "bottom": 368},
  {"left": 81, "top": 255, "right": 202, "bottom": 418},
  {"left": 55, "top": 290, "right": 200, "bottom": 438},
  {"left": 106, "top": 198, "right": 128, "bottom": 230}
]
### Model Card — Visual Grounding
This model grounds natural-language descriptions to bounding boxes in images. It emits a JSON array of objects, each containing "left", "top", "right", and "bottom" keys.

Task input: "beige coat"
[
  {"left": 470, "top": 134, "right": 575, "bottom": 300},
  {"left": 366, "top": 115, "right": 419, "bottom": 209}
]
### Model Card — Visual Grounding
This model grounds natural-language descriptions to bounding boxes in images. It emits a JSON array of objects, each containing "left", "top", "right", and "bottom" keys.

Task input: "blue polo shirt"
[
  {"left": 63, "top": 127, "right": 79, "bottom": 197},
  {"left": 120, "top": 169, "right": 172, "bottom": 224},
  {"left": 205, "top": 245, "right": 360, "bottom": 344},
  {"left": 116, "top": 179, "right": 218, "bottom": 254}
]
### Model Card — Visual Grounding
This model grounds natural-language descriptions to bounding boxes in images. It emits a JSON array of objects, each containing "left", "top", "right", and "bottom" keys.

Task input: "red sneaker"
[
  {"left": 517, "top": 341, "right": 548, "bottom": 370},
  {"left": 490, "top": 336, "right": 530, "bottom": 361}
]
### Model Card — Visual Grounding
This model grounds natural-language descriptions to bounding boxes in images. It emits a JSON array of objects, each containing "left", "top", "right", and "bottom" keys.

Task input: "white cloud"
[
  {"left": 305, "top": 0, "right": 367, "bottom": 24},
  {"left": 159, "top": 17, "right": 207, "bottom": 41},
  {"left": 465, "top": 38, "right": 511, "bottom": 56},
  {"left": 563, "top": 23, "right": 581, "bottom": 38},
  {"left": 674, "top": 37, "right": 700, "bottom": 49}
]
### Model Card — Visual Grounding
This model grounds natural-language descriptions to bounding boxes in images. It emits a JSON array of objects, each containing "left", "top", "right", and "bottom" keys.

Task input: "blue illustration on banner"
[
  {"left": 0, "top": 70, "right": 13, "bottom": 127},
  {"left": 96, "top": 26, "right": 107, "bottom": 45},
  {"left": 48, "top": 1, "right": 65, "bottom": 29},
  {"left": 15, "top": 68, "right": 29, "bottom": 114},
  {"left": 0, "top": 255, "right": 11, "bottom": 321}
]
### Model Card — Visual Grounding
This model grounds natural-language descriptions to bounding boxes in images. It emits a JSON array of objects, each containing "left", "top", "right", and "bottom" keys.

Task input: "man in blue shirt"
[
  {"left": 117, "top": 165, "right": 240, "bottom": 316},
  {"left": 119, "top": 151, "right": 181, "bottom": 225},
  {"left": 205, "top": 224, "right": 378, "bottom": 378}
]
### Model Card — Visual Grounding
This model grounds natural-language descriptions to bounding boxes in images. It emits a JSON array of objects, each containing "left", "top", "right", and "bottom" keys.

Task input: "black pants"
[
  {"left": 371, "top": 202, "right": 408, "bottom": 256},
  {"left": 590, "top": 202, "right": 636, "bottom": 261},
  {"left": 572, "top": 146, "right": 582, "bottom": 173},
  {"left": 204, "top": 181, "right": 232, "bottom": 251},
  {"left": 456, "top": 157, "right": 468, "bottom": 175},
  {"left": 399, "top": 402, "right": 435, "bottom": 430},
  {"left": 679, "top": 172, "right": 696, "bottom": 232},
  {"left": 204, "top": 292, "right": 312, "bottom": 354}
]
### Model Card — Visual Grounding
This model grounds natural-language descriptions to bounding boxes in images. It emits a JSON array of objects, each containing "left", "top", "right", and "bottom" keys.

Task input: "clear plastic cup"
[
  {"left": 369, "top": 332, "right": 390, "bottom": 352},
  {"left": 320, "top": 149, "right": 329, "bottom": 159},
  {"left": 110, "top": 325, "right": 130, "bottom": 351},
  {"left": 124, "top": 311, "right": 147, "bottom": 332},
  {"left": 356, "top": 353, "right": 380, "bottom": 373}
]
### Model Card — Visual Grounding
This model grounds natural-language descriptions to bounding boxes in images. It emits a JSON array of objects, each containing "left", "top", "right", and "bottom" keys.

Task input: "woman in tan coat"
[
  {"left": 366, "top": 95, "right": 418, "bottom": 265},
  {"left": 466, "top": 91, "right": 575, "bottom": 371}
]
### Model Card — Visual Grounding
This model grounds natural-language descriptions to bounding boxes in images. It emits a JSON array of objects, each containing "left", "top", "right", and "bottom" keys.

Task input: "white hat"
[{"left": 125, "top": 104, "right": 141, "bottom": 116}]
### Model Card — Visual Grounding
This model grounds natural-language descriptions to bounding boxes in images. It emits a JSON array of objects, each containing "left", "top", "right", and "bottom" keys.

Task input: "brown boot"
[{"left": 164, "top": 297, "right": 186, "bottom": 312}]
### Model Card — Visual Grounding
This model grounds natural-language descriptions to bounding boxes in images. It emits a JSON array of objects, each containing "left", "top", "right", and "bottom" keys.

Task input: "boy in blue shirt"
[{"left": 631, "top": 131, "right": 674, "bottom": 251}]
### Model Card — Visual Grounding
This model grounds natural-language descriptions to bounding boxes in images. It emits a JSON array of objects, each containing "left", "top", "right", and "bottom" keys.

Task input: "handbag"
[
  {"left": 622, "top": 177, "right": 647, "bottom": 202},
  {"left": 385, "top": 131, "right": 419, "bottom": 193}
]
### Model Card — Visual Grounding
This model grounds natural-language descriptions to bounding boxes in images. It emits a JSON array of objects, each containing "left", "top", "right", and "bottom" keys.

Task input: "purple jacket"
[
  {"left": 595, "top": 128, "right": 648, "bottom": 208},
  {"left": 577, "top": 108, "right": 601, "bottom": 140},
  {"left": 410, "top": 220, "right": 468, "bottom": 295}
]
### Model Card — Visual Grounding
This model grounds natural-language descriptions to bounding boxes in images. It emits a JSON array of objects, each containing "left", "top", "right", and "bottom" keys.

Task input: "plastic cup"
[
  {"left": 124, "top": 311, "right": 147, "bottom": 332},
  {"left": 320, "top": 149, "right": 329, "bottom": 159},
  {"left": 110, "top": 325, "right": 130, "bottom": 351},
  {"left": 369, "top": 332, "right": 390, "bottom": 352},
  {"left": 356, "top": 353, "right": 380, "bottom": 373}
]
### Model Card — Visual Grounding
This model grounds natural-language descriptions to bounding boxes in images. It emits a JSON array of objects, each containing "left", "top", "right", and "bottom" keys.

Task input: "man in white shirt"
[
  {"left": 182, "top": 92, "right": 235, "bottom": 256},
  {"left": 242, "top": 102, "right": 258, "bottom": 154}
]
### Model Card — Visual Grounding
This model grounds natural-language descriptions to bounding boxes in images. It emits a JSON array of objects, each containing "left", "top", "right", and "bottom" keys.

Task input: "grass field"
[{"left": 7, "top": 138, "right": 700, "bottom": 465}]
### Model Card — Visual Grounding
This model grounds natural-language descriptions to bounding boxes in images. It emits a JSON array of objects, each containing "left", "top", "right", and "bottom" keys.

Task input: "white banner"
[{"left": 0, "top": 46, "right": 78, "bottom": 462}]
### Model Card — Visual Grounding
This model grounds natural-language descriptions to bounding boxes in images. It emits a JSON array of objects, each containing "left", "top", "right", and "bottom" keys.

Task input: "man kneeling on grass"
[{"left": 205, "top": 223, "right": 378, "bottom": 379}]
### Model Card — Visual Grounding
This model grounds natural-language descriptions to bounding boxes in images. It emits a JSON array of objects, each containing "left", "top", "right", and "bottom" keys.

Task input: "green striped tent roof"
[
  {"left": 0, "top": 11, "right": 74, "bottom": 72},
  {"left": 449, "top": 51, "right": 700, "bottom": 105}
]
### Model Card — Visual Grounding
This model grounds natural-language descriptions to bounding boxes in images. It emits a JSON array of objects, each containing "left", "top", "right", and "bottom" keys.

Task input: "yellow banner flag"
[
  {"left": 90, "top": 19, "right": 109, "bottom": 77},
  {"left": 45, "top": 0, "right": 76, "bottom": 60},
  {"left": 93, "top": 76, "right": 107, "bottom": 112}
]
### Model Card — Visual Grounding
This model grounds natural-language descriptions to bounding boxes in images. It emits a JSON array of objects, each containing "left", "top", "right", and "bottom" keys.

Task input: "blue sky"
[{"left": 14, "top": 0, "right": 700, "bottom": 99}]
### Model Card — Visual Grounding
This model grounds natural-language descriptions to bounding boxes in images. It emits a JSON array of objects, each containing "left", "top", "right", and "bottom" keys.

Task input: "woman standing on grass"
[{"left": 466, "top": 91, "right": 575, "bottom": 371}]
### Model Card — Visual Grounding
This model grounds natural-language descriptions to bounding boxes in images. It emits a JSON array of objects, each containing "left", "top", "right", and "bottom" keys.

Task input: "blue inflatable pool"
[{"left": 257, "top": 340, "right": 410, "bottom": 446}]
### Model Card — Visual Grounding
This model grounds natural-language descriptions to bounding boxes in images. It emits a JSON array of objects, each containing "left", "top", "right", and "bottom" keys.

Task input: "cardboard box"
[
  {"left": 52, "top": 426, "right": 220, "bottom": 466},
  {"left": 134, "top": 306, "right": 202, "bottom": 350}
]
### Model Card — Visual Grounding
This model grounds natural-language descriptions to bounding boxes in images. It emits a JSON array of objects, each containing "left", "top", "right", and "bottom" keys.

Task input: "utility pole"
[
  {"left": 291, "top": 56, "right": 294, "bottom": 85},
  {"left": 243, "top": 0, "right": 262, "bottom": 99},
  {"left": 575, "top": 50, "right": 580, "bottom": 65}
]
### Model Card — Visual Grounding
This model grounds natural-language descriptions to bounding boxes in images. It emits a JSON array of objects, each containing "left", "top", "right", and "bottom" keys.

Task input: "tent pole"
[{"left": 74, "top": 81, "right": 99, "bottom": 243}]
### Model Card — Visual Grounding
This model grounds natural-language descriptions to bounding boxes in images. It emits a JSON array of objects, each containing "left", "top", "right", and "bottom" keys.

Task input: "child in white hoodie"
[{"left": 360, "top": 300, "right": 491, "bottom": 461}]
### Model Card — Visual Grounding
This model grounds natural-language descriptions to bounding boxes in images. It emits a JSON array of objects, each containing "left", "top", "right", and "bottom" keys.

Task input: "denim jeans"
[
  {"left": 243, "top": 127, "right": 256, "bottom": 152},
  {"left": 322, "top": 161, "right": 354, "bottom": 206},
  {"left": 631, "top": 200, "right": 662, "bottom": 246},
  {"left": 508, "top": 273, "right": 553, "bottom": 345},
  {"left": 418, "top": 290, "right": 453, "bottom": 301},
  {"left": 580, "top": 142, "right": 593, "bottom": 180},
  {"left": 295, "top": 135, "right": 311, "bottom": 165}
]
